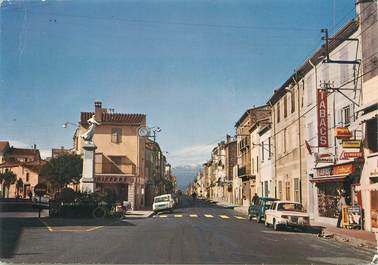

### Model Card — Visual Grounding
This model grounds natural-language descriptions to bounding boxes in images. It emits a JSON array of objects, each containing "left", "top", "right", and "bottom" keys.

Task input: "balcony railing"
[{"left": 238, "top": 166, "right": 251, "bottom": 176}]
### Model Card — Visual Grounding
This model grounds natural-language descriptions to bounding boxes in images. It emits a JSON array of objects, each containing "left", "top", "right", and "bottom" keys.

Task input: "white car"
[
  {"left": 264, "top": 201, "right": 310, "bottom": 231},
  {"left": 152, "top": 194, "right": 175, "bottom": 214}
]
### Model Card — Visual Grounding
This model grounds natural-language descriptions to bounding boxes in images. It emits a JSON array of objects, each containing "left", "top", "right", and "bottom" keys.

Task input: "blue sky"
[{"left": 0, "top": 0, "right": 355, "bottom": 175}]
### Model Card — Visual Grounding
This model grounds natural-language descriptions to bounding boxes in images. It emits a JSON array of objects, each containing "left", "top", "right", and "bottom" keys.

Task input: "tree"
[
  {"left": 40, "top": 154, "right": 83, "bottom": 189},
  {"left": 15, "top": 178, "right": 24, "bottom": 197},
  {"left": 0, "top": 171, "right": 17, "bottom": 198}
]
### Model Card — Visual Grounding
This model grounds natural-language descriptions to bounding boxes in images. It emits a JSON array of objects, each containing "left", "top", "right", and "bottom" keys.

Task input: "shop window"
[
  {"left": 285, "top": 181, "right": 291, "bottom": 201},
  {"left": 317, "top": 182, "right": 343, "bottom": 218},
  {"left": 294, "top": 178, "right": 300, "bottom": 202},
  {"left": 284, "top": 95, "right": 288, "bottom": 118},
  {"left": 366, "top": 117, "right": 378, "bottom": 153},
  {"left": 111, "top": 128, "right": 122, "bottom": 143}
]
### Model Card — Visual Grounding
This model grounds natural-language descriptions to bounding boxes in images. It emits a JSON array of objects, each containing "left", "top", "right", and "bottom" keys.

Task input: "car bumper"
[
  {"left": 277, "top": 219, "right": 310, "bottom": 227},
  {"left": 153, "top": 205, "right": 173, "bottom": 211}
]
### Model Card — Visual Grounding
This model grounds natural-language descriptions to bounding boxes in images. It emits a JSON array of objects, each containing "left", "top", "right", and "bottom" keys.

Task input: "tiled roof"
[
  {"left": 8, "top": 148, "right": 40, "bottom": 158},
  {"left": 80, "top": 112, "right": 146, "bottom": 125},
  {"left": 0, "top": 160, "right": 46, "bottom": 171},
  {"left": 0, "top": 141, "right": 9, "bottom": 153},
  {"left": 0, "top": 161, "right": 19, "bottom": 168}
]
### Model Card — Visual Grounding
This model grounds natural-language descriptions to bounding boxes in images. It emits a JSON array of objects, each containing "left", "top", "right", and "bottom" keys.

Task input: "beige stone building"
[
  {"left": 74, "top": 101, "right": 147, "bottom": 210},
  {"left": 234, "top": 106, "right": 271, "bottom": 206},
  {"left": 268, "top": 79, "right": 307, "bottom": 207},
  {"left": 0, "top": 141, "right": 45, "bottom": 198},
  {"left": 249, "top": 114, "right": 271, "bottom": 197},
  {"left": 355, "top": 0, "right": 378, "bottom": 232}
]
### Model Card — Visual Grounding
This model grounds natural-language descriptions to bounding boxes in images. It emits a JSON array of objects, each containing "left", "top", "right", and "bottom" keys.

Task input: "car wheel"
[{"left": 273, "top": 219, "right": 279, "bottom": 231}]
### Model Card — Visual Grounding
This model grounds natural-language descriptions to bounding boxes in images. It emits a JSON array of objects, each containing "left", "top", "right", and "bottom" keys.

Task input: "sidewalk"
[
  {"left": 125, "top": 210, "right": 154, "bottom": 218},
  {"left": 313, "top": 221, "right": 377, "bottom": 249},
  {"left": 213, "top": 200, "right": 248, "bottom": 215}
]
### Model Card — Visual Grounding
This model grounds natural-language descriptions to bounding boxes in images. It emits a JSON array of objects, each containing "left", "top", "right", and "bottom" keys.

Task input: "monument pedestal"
[{"left": 80, "top": 142, "right": 97, "bottom": 193}]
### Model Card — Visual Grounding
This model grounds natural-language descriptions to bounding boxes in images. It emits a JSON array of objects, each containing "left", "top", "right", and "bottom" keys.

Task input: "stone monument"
[{"left": 80, "top": 115, "right": 100, "bottom": 193}]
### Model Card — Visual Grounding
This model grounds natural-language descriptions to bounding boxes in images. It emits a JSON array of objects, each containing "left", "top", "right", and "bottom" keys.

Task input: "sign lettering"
[{"left": 317, "top": 89, "right": 328, "bottom": 147}]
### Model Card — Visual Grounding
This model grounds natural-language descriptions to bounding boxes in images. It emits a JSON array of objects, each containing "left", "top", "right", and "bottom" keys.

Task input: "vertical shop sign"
[{"left": 317, "top": 89, "right": 328, "bottom": 147}]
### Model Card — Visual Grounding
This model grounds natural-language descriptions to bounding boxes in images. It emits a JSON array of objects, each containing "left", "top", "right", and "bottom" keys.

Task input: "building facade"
[
  {"left": 0, "top": 141, "right": 45, "bottom": 198},
  {"left": 74, "top": 101, "right": 147, "bottom": 210},
  {"left": 356, "top": 0, "right": 378, "bottom": 232}
]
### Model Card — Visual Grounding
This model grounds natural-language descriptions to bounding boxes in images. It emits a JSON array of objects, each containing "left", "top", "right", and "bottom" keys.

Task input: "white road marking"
[
  {"left": 204, "top": 214, "right": 214, "bottom": 218},
  {"left": 189, "top": 214, "right": 198, "bottom": 218},
  {"left": 174, "top": 214, "right": 183, "bottom": 218},
  {"left": 159, "top": 215, "right": 168, "bottom": 218},
  {"left": 219, "top": 215, "right": 230, "bottom": 219},
  {"left": 234, "top": 216, "right": 246, "bottom": 220}
]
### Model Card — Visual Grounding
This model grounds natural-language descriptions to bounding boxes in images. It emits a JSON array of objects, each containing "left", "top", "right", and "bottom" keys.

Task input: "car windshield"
[
  {"left": 277, "top": 203, "right": 304, "bottom": 212},
  {"left": 264, "top": 201, "right": 274, "bottom": 207},
  {"left": 154, "top": 196, "right": 170, "bottom": 203}
]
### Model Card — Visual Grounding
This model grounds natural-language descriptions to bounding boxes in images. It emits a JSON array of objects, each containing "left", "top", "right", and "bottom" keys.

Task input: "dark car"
[{"left": 248, "top": 197, "right": 278, "bottom": 223}]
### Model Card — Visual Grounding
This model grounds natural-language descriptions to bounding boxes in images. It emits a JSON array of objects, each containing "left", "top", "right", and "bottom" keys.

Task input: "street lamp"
[
  {"left": 150, "top": 126, "right": 161, "bottom": 142},
  {"left": 62, "top": 121, "right": 79, "bottom": 128}
]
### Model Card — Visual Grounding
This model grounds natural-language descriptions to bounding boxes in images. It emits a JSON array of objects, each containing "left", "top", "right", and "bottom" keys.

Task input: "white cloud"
[{"left": 169, "top": 144, "right": 215, "bottom": 167}]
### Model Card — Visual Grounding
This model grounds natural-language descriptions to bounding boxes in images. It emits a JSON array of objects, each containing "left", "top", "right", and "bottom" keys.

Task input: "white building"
[{"left": 258, "top": 121, "right": 274, "bottom": 198}]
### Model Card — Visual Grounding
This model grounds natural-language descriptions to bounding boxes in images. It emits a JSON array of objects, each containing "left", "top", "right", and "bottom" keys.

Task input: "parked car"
[
  {"left": 32, "top": 194, "right": 50, "bottom": 209},
  {"left": 248, "top": 197, "right": 278, "bottom": 223},
  {"left": 32, "top": 194, "right": 50, "bottom": 204},
  {"left": 152, "top": 194, "right": 175, "bottom": 214},
  {"left": 264, "top": 201, "right": 310, "bottom": 231}
]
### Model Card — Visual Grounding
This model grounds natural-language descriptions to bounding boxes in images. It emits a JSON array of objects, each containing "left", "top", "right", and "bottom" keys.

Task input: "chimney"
[
  {"left": 226, "top": 134, "right": 231, "bottom": 143},
  {"left": 94, "top": 101, "right": 102, "bottom": 122},
  {"left": 33, "top": 144, "right": 36, "bottom": 150}
]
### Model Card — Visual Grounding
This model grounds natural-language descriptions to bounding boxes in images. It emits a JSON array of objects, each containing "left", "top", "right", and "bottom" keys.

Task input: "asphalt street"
[{"left": 0, "top": 197, "right": 374, "bottom": 264}]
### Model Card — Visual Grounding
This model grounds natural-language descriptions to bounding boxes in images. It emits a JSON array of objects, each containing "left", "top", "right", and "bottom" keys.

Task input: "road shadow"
[
  {"left": 0, "top": 217, "right": 45, "bottom": 259},
  {"left": 42, "top": 217, "right": 136, "bottom": 227},
  {"left": 0, "top": 215, "right": 135, "bottom": 259}
]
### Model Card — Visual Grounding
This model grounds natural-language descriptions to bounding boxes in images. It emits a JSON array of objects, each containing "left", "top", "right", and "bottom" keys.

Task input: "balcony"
[
  {"left": 238, "top": 166, "right": 252, "bottom": 178},
  {"left": 95, "top": 154, "right": 136, "bottom": 175}
]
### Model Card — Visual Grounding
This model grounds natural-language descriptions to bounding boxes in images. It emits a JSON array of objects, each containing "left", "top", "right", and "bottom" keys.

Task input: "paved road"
[{"left": 0, "top": 197, "right": 374, "bottom": 264}]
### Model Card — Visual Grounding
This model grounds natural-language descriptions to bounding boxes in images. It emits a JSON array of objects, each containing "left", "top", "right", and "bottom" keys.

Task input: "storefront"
[
  {"left": 94, "top": 174, "right": 134, "bottom": 202},
  {"left": 312, "top": 162, "right": 362, "bottom": 220}
]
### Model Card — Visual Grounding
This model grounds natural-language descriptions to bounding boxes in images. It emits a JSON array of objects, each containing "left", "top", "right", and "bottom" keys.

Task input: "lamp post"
[{"left": 62, "top": 121, "right": 79, "bottom": 128}]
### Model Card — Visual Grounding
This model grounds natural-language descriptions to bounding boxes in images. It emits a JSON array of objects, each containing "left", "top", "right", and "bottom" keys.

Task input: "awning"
[
  {"left": 310, "top": 174, "right": 348, "bottom": 183},
  {"left": 94, "top": 174, "right": 135, "bottom": 184},
  {"left": 238, "top": 175, "right": 256, "bottom": 181},
  {"left": 350, "top": 109, "right": 378, "bottom": 130}
]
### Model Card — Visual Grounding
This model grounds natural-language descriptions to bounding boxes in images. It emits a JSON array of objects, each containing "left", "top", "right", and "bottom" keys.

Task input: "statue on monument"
[{"left": 80, "top": 115, "right": 101, "bottom": 144}]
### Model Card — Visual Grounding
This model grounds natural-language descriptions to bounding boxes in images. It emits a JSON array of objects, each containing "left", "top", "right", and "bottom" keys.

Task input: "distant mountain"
[{"left": 172, "top": 164, "right": 202, "bottom": 191}]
